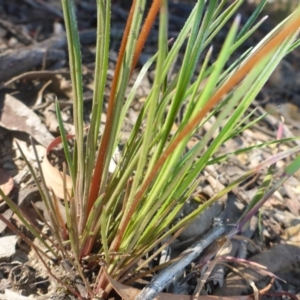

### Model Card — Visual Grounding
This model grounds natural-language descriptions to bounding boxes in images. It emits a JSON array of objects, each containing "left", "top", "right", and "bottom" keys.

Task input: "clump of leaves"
[{"left": 1, "top": 0, "right": 300, "bottom": 299}]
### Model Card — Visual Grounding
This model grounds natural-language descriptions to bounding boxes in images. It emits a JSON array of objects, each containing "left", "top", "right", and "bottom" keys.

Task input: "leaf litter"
[{"left": 0, "top": 0, "right": 299, "bottom": 299}]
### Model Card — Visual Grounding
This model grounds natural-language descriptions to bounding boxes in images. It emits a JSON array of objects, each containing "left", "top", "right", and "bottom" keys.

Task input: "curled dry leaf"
[
  {"left": 41, "top": 135, "right": 73, "bottom": 199},
  {"left": 103, "top": 268, "right": 252, "bottom": 300},
  {"left": 0, "top": 167, "right": 14, "bottom": 201},
  {"left": 0, "top": 94, "right": 54, "bottom": 147}
]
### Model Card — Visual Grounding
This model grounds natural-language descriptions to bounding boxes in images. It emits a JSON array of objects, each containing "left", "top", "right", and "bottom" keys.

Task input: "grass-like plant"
[{"left": 1, "top": 0, "right": 300, "bottom": 299}]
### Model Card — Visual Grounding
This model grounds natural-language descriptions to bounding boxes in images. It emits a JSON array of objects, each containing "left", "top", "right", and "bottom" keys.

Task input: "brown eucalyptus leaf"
[
  {"left": 41, "top": 135, "right": 73, "bottom": 199},
  {"left": 0, "top": 168, "right": 14, "bottom": 201},
  {"left": 0, "top": 94, "right": 54, "bottom": 147}
]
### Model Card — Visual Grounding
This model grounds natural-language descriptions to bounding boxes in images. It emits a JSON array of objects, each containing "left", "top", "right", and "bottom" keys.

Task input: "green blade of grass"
[
  {"left": 55, "top": 100, "right": 75, "bottom": 188},
  {"left": 84, "top": 0, "right": 111, "bottom": 211},
  {"left": 61, "top": 0, "right": 85, "bottom": 234}
]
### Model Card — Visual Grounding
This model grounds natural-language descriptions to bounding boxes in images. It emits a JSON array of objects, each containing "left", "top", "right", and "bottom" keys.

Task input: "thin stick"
[{"left": 135, "top": 224, "right": 225, "bottom": 300}]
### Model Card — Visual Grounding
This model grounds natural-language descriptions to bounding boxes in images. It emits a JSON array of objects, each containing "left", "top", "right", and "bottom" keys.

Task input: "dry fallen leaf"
[
  {"left": 0, "top": 94, "right": 54, "bottom": 147},
  {"left": 41, "top": 135, "right": 73, "bottom": 199}
]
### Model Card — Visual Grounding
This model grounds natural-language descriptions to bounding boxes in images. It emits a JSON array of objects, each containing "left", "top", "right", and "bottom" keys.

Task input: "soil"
[{"left": 0, "top": 1, "right": 300, "bottom": 299}]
